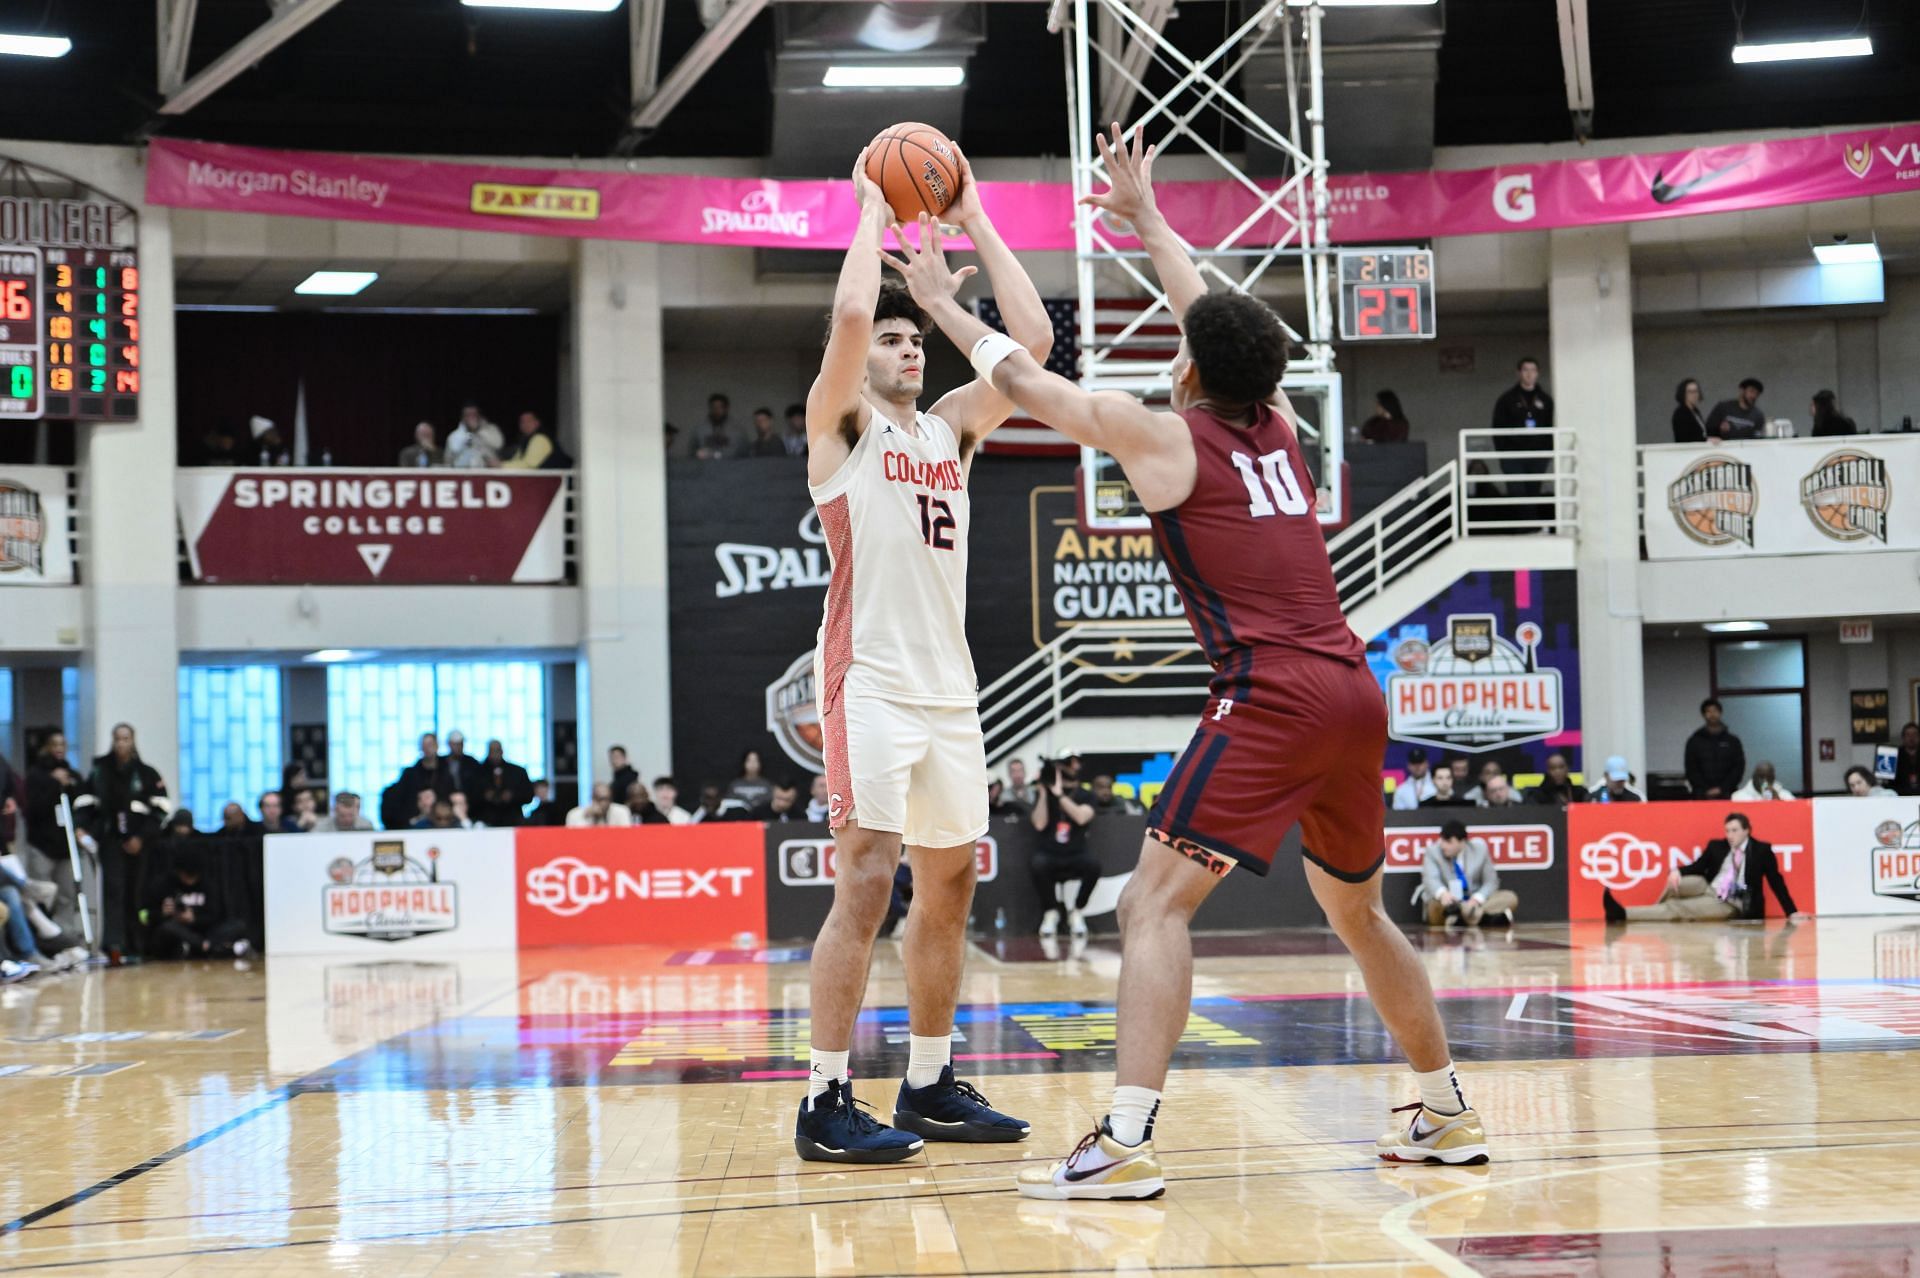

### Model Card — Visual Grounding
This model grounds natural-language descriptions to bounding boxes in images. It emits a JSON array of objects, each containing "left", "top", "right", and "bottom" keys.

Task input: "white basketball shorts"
[{"left": 822, "top": 693, "right": 989, "bottom": 848}]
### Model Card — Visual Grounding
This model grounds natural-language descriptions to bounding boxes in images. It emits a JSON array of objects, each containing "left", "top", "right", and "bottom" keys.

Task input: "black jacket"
[
  {"left": 1895, "top": 745, "right": 1920, "bottom": 797},
  {"left": 1491, "top": 384, "right": 1554, "bottom": 446},
  {"left": 84, "top": 750, "right": 168, "bottom": 842},
  {"left": 1680, "top": 837, "right": 1796, "bottom": 919},
  {"left": 1672, "top": 405, "right": 1707, "bottom": 444},
  {"left": 474, "top": 760, "right": 534, "bottom": 828},
  {"left": 1705, "top": 398, "right": 1764, "bottom": 441},
  {"left": 1684, "top": 727, "right": 1745, "bottom": 798},
  {"left": 439, "top": 751, "right": 483, "bottom": 798},
  {"left": 25, "top": 754, "right": 82, "bottom": 853},
  {"left": 1529, "top": 779, "right": 1590, "bottom": 807}
]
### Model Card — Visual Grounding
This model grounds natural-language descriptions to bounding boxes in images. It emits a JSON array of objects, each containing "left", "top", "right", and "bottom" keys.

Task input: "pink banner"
[{"left": 147, "top": 126, "right": 1920, "bottom": 251}]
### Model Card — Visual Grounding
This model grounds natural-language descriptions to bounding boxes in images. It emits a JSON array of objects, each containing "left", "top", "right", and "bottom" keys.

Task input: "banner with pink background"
[{"left": 146, "top": 126, "right": 1920, "bottom": 251}]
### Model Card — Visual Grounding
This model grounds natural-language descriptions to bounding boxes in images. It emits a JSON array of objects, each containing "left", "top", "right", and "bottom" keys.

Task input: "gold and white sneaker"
[
  {"left": 1016, "top": 1122, "right": 1165, "bottom": 1200},
  {"left": 1376, "top": 1102, "right": 1490, "bottom": 1166}
]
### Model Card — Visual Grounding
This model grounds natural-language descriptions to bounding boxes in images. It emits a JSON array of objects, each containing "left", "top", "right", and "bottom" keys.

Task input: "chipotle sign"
[{"left": 177, "top": 470, "right": 566, "bottom": 583}]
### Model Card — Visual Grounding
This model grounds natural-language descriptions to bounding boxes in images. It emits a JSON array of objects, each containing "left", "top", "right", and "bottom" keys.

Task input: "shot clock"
[{"left": 1337, "top": 248, "right": 1436, "bottom": 342}]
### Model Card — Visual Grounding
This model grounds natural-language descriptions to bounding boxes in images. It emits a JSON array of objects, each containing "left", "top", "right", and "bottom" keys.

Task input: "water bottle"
[
  {"left": 993, "top": 907, "right": 1007, "bottom": 935},
  {"left": 258, "top": 447, "right": 269, "bottom": 466},
  {"left": 320, "top": 448, "right": 332, "bottom": 467}
]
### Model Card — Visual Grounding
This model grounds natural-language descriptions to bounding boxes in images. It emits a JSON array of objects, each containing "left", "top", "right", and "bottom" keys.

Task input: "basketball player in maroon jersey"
[{"left": 881, "top": 126, "right": 1486, "bottom": 1198}]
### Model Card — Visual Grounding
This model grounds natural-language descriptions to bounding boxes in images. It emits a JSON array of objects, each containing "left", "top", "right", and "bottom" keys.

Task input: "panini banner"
[
  {"left": 1643, "top": 436, "right": 1920, "bottom": 560},
  {"left": 0, "top": 465, "right": 73, "bottom": 585},
  {"left": 176, "top": 468, "right": 567, "bottom": 584}
]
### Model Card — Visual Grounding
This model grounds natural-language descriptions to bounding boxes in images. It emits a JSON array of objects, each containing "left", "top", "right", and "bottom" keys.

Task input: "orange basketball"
[{"left": 865, "top": 122, "right": 962, "bottom": 222}]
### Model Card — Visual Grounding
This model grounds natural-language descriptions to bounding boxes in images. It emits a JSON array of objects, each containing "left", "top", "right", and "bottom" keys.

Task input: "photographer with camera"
[{"left": 1028, "top": 757, "right": 1099, "bottom": 939}]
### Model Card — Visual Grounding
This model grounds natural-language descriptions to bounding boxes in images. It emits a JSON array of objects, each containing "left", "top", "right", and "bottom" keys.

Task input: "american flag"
[
  {"left": 975, "top": 297, "right": 1081, "bottom": 378},
  {"left": 971, "top": 296, "right": 1178, "bottom": 453}
]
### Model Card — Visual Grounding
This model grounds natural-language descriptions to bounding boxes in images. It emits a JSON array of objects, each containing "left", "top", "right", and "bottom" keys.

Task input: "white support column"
[
  {"left": 1550, "top": 224, "right": 1644, "bottom": 777},
  {"left": 80, "top": 206, "right": 181, "bottom": 783},
  {"left": 571, "top": 240, "right": 672, "bottom": 780}
]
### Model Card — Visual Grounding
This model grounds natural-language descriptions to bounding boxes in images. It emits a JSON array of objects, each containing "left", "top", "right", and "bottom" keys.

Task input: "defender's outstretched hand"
[
  {"left": 878, "top": 213, "right": 978, "bottom": 310},
  {"left": 1081, "top": 123, "right": 1160, "bottom": 228}
]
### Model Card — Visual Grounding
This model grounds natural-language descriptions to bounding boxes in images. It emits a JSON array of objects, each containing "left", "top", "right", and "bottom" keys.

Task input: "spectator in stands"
[
  {"left": 1491, "top": 358, "right": 1553, "bottom": 444},
  {"left": 0, "top": 858, "right": 54, "bottom": 969},
  {"left": 1604, "top": 812, "right": 1804, "bottom": 922},
  {"left": 783, "top": 403, "right": 809, "bottom": 456},
  {"left": 726, "top": 751, "right": 774, "bottom": 811},
  {"left": 497, "top": 411, "right": 564, "bottom": 470},
  {"left": 1088, "top": 775, "right": 1144, "bottom": 817},
  {"left": 1360, "top": 390, "right": 1410, "bottom": 444},
  {"left": 1593, "top": 755, "right": 1644, "bottom": 803},
  {"left": 1704, "top": 378, "right": 1765, "bottom": 442},
  {"left": 567, "top": 782, "right": 632, "bottom": 827},
  {"left": 398, "top": 421, "right": 441, "bottom": 468},
  {"left": 620, "top": 781, "right": 662, "bottom": 823},
  {"left": 0, "top": 747, "right": 21, "bottom": 855},
  {"left": 197, "top": 421, "right": 241, "bottom": 467},
  {"left": 1419, "top": 820, "right": 1518, "bottom": 928},
  {"left": 1464, "top": 760, "right": 1504, "bottom": 804},
  {"left": 249, "top": 416, "right": 291, "bottom": 466},
  {"left": 608, "top": 747, "right": 638, "bottom": 802},
  {"left": 1685, "top": 698, "right": 1745, "bottom": 799},
  {"left": 653, "top": 776, "right": 693, "bottom": 824},
  {"left": 1528, "top": 753, "right": 1588, "bottom": 808},
  {"left": 314, "top": 792, "right": 373, "bottom": 833},
  {"left": 473, "top": 740, "right": 533, "bottom": 828},
  {"left": 164, "top": 809, "right": 198, "bottom": 839},
  {"left": 1732, "top": 762, "right": 1794, "bottom": 801},
  {"left": 454, "top": 792, "right": 483, "bottom": 828},
  {"left": 1030, "top": 760, "right": 1097, "bottom": 939},
  {"left": 1421, "top": 768, "right": 1468, "bottom": 808},
  {"left": 23, "top": 732, "right": 87, "bottom": 928},
  {"left": 288, "top": 788, "right": 320, "bottom": 832},
  {"left": 741, "top": 407, "right": 786, "bottom": 458},
  {"left": 754, "top": 780, "right": 806, "bottom": 822},
  {"left": 145, "top": 850, "right": 250, "bottom": 959},
  {"left": 691, "top": 784, "right": 749, "bottom": 823},
  {"left": 1477, "top": 775, "right": 1523, "bottom": 808},
  {"left": 1894, "top": 723, "right": 1920, "bottom": 797},
  {"left": 280, "top": 761, "right": 316, "bottom": 809},
  {"left": 806, "top": 775, "right": 831, "bottom": 823},
  {"left": 1810, "top": 389, "right": 1857, "bottom": 437},
  {"left": 1392, "top": 746, "right": 1437, "bottom": 811},
  {"left": 988, "top": 779, "right": 1029, "bottom": 833},
  {"left": 1672, "top": 378, "right": 1707, "bottom": 443},
  {"left": 218, "top": 803, "right": 254, "bottom": 836},
  {"left": 439, "top": 732, "right": 479, "bottom": 798},
  {"left": 1845, "top": 765, "right": 1894, "bottom": 798},
  {"left": 401, "top": 733, "right": 445, "bottom": 799},
  {"left": 407, "top": 789, "right": 439, "bottom": 829},
  {"left": 526, "top": 780, "right": 563, "bottom": 826},
  {"left": 428, "top": 799, "right": 459, "bottom": 829},
  {"left": 258, "top": 790, "right": 288, "bottom": 833},
  {"left": 696, "top": 393, "right": 733, "bottom": 460},
  {"left": 1005, "top": 759, "right": 1037, "bottom": 811},
  {"left": 80, "top": 723, "right": 169, "bottom": 957},
  {"left": 447, "top": 403, "right": 504, "bottom": 468}
]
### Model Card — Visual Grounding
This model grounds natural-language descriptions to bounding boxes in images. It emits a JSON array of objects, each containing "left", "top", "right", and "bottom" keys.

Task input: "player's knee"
[
  {"left": 829, "top": 856, "right": 896, "bottom": 922},
  {"left": 1116, "top": 873, "right": 1183, "bottom": 934}
]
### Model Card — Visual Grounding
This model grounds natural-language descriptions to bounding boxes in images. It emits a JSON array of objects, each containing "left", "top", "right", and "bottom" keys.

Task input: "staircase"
[{"left": 979, "top": 429, "right": 1577, "bottom": 765}]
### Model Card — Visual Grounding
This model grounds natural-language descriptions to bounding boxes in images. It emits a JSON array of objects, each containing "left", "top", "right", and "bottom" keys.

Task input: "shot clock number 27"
[{"left": 1337, "top": 248, "right": 1437, "bottom": 343}]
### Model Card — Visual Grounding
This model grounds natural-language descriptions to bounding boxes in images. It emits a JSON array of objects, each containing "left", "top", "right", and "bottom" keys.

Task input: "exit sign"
[{"left": 1840, "top": 619, "right": 1874, "bottom": 644}]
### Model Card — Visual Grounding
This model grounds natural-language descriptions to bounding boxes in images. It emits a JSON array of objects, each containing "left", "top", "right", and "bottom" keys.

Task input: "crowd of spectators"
[
  {"left": 673, "top": 394, "right": 810, "bottom": 461},
  {"left": 1672, "top": 375, "right": 1869, "bottom": 442},
  {"left": 191, "top": 401, "right": 572, "bottom": 470}
]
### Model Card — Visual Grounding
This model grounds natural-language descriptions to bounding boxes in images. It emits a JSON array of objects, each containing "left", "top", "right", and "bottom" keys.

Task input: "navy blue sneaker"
[
  {"left": 795, "top": 1079, "right": 925, "bottom": 1164},
  {"left": 893, "top": 1066, "right": 1031, "bottom": 1143}
]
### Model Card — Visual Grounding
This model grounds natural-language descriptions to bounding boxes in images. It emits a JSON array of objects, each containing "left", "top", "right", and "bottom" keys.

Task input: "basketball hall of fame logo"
[
  {"left": 1800, "top": 449, "right": 1890, "bottom": 544},
  {"left": 1870, "top": 810, "right": 1920, "bottom": 905},
  {"left": 766, "top": 650, "right": 824, "bottom": 774},
  {"left": 1385, "top": 613, "right": 1563, "bottom": 751},
  {"left": 0, "top": 481, "right": 46, "bottom": 575},
  {"left": 322, "top": 840, "right": 457, "bottom": 942},
  {"left": 1667, "top": 455, "right": 1756, "bottom": 547}
]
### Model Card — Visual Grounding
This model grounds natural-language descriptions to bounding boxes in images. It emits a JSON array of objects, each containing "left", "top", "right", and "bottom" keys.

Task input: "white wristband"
[{"left": 970, "top": 332, "right": 1024, "bottom": 383}]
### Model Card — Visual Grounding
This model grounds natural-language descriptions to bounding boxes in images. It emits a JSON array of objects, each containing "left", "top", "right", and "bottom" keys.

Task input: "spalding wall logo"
[
  {"left": 716, "top": 508, "right": 829, "bottom": 598},
  {"left": 700, "top": 186, "right": 811, "bottom": 239},
  {"left": 1870, "top": 810, "right": 1920, "bottom": 904},
  {"left": 765, "top": 649, "right": 824, "bottom": 774},
  {"left": 1385, "top": 613, "right": 1562, "bottom": 751}
]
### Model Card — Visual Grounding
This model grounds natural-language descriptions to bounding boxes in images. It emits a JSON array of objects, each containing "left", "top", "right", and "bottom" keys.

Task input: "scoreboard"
[
  {"left": 0, "top": 183, "right": 140, "bottom": 423},
  {"left": 40, "top": 248, "right": 141, "bottom": 420},
  {"left": 1337, "top": 248, "right": 1437, "bottom": 342},
  {"left": 0, "top": 247, "right": 41, "bottom": 418}
]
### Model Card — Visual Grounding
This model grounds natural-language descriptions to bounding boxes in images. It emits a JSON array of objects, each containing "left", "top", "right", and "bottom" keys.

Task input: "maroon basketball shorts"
[{"left": 1147, "top": 650, "right": 1387, "bottom": 881}]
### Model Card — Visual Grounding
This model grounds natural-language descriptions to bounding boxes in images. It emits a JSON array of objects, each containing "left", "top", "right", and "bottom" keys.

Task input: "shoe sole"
[
  {"left": 893, "top": 1111, "right": 1031, "bottom": 1143},
  {"left": 1016, "top": 1178, "right": 1166, "bottom": 1201},
  {"left": 1379, "top": 1145, "right": 1490, "bottom": 1166},
  {"left": 794, "top": 1134, "right": 924, "bottom": 1164}
]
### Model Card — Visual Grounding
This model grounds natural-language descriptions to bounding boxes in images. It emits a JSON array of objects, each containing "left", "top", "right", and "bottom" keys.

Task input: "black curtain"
[{"left": 176, "top": 312, "right": 562, "bottom": 467}]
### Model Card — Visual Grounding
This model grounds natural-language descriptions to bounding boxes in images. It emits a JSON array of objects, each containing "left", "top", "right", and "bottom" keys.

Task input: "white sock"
[
  {"left": 905, "top": 1033, "right": 952, "bottom": 1089},
  {"left": 1413, "top": 1063, "right": 1466, "bottom": 1116},
  {"left": 808, "top": 1048, "right": 849, "bottom": 1105},
  {"left": 1107, "top": 1085, "right": 1161, "bottom": 1146}
]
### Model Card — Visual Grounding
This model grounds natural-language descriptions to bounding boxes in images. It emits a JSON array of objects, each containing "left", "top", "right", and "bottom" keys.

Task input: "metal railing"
[{"left": 978, "top": 428, "right": 1579, "bottom": 764}]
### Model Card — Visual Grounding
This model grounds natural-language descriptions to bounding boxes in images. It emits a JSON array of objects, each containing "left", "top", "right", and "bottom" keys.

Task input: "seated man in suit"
[
  {"left": 1604, "top": 812, "right": 1806, "bottom": 922},
  {"left": 1419, "top": 820, "right": 1518, "bottom": 927}
]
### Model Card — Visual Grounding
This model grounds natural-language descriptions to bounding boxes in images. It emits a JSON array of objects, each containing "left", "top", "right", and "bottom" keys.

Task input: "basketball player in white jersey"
[{"left": 794, "top": 148, "right": 1054, "bottom": 1162}]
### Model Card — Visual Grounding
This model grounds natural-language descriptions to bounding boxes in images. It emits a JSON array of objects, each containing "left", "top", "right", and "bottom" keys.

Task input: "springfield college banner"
[
  {"left": 177, "top": 469, "right": 566, "bottom": 583},
  {"left": 1644, "top": 435, "right": 1920, "bottom": 560}
]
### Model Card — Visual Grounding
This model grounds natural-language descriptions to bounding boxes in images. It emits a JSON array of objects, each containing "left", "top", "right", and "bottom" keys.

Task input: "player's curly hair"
[
  {"left": 821, "top": 281, "right": 933, "bottom": 349},
  {"left": 1183, "top": 292, "right": 1287, "bottom": 408}
]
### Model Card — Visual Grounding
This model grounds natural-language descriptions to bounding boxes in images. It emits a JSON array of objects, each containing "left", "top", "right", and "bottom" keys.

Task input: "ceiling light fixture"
[
  {"left": 1813, "top": 240, "right": 1880, "bottom": 265},
  {"left": 1732, "top": 36, "right": 1873, "bottom": 64},
  {"left": 1702, "top": 621, "right": 1771, "bottom": 633},
  {"left": 293, "top": 270, "right": 378, "bottom": 296},
  {"left": 1314, "top": 1, "right": 1440, "bottom": 6},
  {"left": 0, "top": 33, "right": 72, "bottom": 57},
  {"left": 304, "top": 649, "right": 373, "bottom": 663},
  {"left": 460, "top": 0, "right": 622, "bottom": 11},
  {"left": 822, "top": 65, "right": 966, "bottom": 89}
]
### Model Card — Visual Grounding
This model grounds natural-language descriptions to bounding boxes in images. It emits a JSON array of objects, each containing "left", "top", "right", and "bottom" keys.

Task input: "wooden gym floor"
[{"left": 4, "top": 918, "right": 1920, "bottom": 1276}]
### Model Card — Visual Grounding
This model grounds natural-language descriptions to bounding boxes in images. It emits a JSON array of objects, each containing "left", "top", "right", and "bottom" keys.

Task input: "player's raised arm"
[
  {"left": 807, "top": 148, "right": 893, "bottom": 446},
  {"left": 883, "top": 216, "right": 1167, "bottom": 470},
  {"left": 930, "top": 146, "right": 1054, "bottom": 450},
  {"left": 1083, "top": 124, "right": 1207, "bottom": 326}
]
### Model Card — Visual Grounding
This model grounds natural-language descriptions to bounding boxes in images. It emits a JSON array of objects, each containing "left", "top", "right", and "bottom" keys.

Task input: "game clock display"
[
  {"left": 0, "top": 246, "right": 42, "bottom": 419},
  {"left": 1337, "top": 248, "right": 1436, "bottom": 342},
  {"left": 41, "top": 247, "right": 141, "bottom": 420}
]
